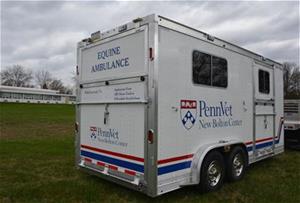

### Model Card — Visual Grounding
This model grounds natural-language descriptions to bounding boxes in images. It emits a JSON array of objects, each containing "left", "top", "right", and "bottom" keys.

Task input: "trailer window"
[
  {"left": 258, "top": 69, "right": 270, "bottom": 94},
  {"left": 193, "top": 51, "right": 227, "bottom": 88},
  {"left": 193, "top": 51, "right": 211, "bottom": 85},
  {"left": 212, "top": 56, "right": 227, "bottom": 87}
]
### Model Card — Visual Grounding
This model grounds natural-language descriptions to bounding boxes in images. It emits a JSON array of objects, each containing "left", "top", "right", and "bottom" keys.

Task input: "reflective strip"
[
  {"left": 158, "top": 161, "right": 192, "bottom": 175},
  {"left": 97, "top": 161, "right": 105, "bottom": 167},
  {"left": 81, "top": 145, "right": 144, "bottom": 162},
  {"left": 158, "top": 154, "right": 193, "bottom": 165},
  {"left": 246, "top": 138, "right": 280, "bottom": 152},
  {"left": 84, "top": 157, "right": 92, "bottom": 163},
  {"left": 124, "top": 169, "right": 136, "bottom": 176},
  {"left": 109, "top": 165, "right": 118, "bottom": 170},
  {"left": 81, "top": 150, "right": 144, "bottom": 173}
]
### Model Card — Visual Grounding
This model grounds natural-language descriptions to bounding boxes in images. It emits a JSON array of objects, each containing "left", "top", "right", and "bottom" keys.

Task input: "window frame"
[{"left": 192, "top": 50, "right": 228, "bottom": 89}]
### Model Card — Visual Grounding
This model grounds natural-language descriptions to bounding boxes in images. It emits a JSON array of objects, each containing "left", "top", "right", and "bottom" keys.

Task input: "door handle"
[{"left": 104, "top": 104, "right": 109, "bottom": 124}]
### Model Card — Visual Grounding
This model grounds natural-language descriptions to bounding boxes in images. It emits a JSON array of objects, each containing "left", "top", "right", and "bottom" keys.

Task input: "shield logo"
[
  {"left": 90, "top": 126, "right": 97, "bottom": 139},
  {"left": 180, "top": 100, "right": 197, "bottom": 130}
]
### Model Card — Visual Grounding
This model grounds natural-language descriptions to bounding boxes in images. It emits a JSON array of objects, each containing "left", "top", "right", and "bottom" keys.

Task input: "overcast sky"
[{"left": 1, "top": 1, "right": 299, "bottom": 86}]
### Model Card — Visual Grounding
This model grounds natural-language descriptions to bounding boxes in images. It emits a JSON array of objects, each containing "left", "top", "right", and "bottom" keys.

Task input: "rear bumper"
[
  {"left": 78, "top": 162, "right": 148, "bottom": 195},
  {"left": 284, "top": 121, "right": 300, "bottom": 131}
]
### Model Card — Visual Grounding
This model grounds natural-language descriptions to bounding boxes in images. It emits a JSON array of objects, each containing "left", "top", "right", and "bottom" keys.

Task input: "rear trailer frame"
[
  {"left": 76, "top": 14, "right": 284, "bottom": 197},
  {"left": 284, "top": 100, "right": 300, "bottom": 131}
]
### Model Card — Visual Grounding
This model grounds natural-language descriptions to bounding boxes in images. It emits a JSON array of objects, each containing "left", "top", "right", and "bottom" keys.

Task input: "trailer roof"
[
  {"left": 157, "top": 15, "right": 282, "bottom": 68},
  {"left": 79, "top": 14, "right": 282, "bottom": 68}
]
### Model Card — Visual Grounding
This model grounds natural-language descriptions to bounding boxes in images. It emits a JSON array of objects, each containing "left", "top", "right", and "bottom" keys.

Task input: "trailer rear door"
[{"left": 77, "top": 25, "right": 148, "bottom": 184}]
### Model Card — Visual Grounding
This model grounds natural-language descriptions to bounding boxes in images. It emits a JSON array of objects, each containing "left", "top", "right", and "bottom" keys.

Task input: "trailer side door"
[{"left": 253, "top": 62, "right": 276, "bottom": 159}]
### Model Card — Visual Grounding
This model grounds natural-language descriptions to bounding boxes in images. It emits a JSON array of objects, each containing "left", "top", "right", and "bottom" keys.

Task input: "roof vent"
[
  {"left": 91, "top": 31, "right": 101, "bottom": 41},
  {"left": 207, "top": 34, "right": 215, "bottom": 41},
  {"left": 118, "top": 24, "right": 127, "bottom": 32},
  {"left": 133, "top": 17, "right": 143, "bottom": 23}
]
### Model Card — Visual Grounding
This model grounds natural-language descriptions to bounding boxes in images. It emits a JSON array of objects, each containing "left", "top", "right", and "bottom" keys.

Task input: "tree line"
[
  {"left": 1, "top": 62, "right": 299, "bottom": 98},
  {"left": 1, "top": 65, "right": 74, "bottom": 94}
]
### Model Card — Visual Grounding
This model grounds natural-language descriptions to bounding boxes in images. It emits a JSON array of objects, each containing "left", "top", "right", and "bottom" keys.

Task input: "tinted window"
[
  {"left": 193, "top": 50, "right": 227, "bottom": 88},
  {"left": 259, "top": 69, "right": 270, "bottom": 94},
  {"left": 193, "top": 51, "right": 211, "bottom": 85},
  {"left": 212, "top": 56, "right": 227, "bottom": 87}
]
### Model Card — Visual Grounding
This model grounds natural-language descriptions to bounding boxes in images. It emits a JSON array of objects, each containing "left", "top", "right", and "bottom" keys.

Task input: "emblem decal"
[
  {"left": 180, "top": 100, "right": 197, "bottom": 130},
  {"left": 90, "top": 126, "right": 97, "bottom": 139}
]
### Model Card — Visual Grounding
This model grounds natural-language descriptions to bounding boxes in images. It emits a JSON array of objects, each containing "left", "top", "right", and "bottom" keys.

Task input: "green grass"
[{"left": 0, "top": 103, "right": 299, "bottom": 203}]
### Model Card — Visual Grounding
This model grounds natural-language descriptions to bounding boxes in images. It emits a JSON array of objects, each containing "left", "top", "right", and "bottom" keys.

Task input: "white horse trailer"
[{"left": 75, "top": 14, "right": 284, "bottom": 197}]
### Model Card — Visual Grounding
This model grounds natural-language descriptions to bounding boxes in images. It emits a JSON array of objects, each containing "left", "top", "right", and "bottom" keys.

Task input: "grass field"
[{"left": 0, "top": 103, "right": 299, "bottom": 203}]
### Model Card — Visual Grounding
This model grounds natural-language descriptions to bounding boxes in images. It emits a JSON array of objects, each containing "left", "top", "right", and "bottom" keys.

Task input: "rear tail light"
[
  {"left": 148, "top": 129, "right": 154, "bottom": 144},
  {"left": 97, "top": 161, "right": 105, "bottom": 167},
  {"left": 125, "top": 169, "right": 136, "bottom": 176},
  {"left": 84, "top": 158, "right": 92, "bottom": 163},
  {"left": 109, "top": 165, "right": 118, "bottom": 171}
]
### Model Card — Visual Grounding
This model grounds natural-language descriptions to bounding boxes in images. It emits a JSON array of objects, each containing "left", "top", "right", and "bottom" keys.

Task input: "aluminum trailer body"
[{"left": 75, "top": 14, "right": 284, "bottom": 197}]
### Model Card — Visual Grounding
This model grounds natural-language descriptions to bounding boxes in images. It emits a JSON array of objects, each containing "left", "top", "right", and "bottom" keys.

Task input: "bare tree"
[
  {"left": 283, "top": 62, "right": 300, "bottom": 99},
  {"left": 64, "top": 86, "right": 74, "bottom": 95},
  {"left": 35, "top": 70, "right": 53, "bottom": 89},
  {"left": 1, "top": 65, "right": 33, "bottom": 87},
  {"left": 48, "top": 79, "right": 65, "bottom": 93},
  {"left": 71, "top": 70, "right": 78, "bottom": 85}
]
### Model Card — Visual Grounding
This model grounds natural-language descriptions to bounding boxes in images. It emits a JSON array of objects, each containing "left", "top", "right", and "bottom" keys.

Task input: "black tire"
[
  {"left": 226, "top": 146, "right": 247, "bottom": 182},
  {"left": 200, "top": 150, "right": 225, "bottom": 192}
]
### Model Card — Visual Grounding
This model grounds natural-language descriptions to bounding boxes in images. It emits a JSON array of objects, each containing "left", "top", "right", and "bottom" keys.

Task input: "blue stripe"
[
  {"left": 158, "top": 161, "right": 192, "bottom": 175},
  {"left": 247, "top": 139, "right": 280, "bottom": 152},
  {"left": 81, "top": 150, "right": 144, "bottom": 173}
]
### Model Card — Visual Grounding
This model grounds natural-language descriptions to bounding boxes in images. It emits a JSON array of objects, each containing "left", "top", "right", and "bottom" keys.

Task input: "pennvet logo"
[
  {"left": 180, "top": 100, "right": 197, "bottom": 130},
  {"left": 180, "top": 99, "right": 242, "bottom": 130},
  {"left": 90, "top": 126, "right": 97, "bottom": 139},
  {"left": 88, "top": 126, "right": 127, "bottom": 147}
]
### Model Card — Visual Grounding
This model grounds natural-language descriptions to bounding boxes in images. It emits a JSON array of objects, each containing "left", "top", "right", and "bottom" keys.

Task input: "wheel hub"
[
  {"left": 208, "top": 161, "right": 221, "bottom": 187},
  {"left": 233, "top": 154, "right": 244, "bottom": 177}
]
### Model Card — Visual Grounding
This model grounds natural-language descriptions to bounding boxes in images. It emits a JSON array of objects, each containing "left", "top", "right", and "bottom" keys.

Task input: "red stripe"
[
  {"left": 109, "top": 165, "right": 118, "bottom": 170},
  {"left": 84, "top": 158, "right": 92, "bottom": 163},
  {"left": 97, "top": 161, "right": 105, "bottom": 167},
  {"left": 245, "top": 136, "right": 278, "bottom": 145},
  {"left": 124, "top": 169, "right": 136, "bottom": 176},
  {"left": 158, "top": 154, "right": 193, "bottom": 165},
  {"left": 81, "top": 145, "right": 144, "bottom": 162},
  {"left": 245, "top": 141, "right": 253, "bottom": 145}
]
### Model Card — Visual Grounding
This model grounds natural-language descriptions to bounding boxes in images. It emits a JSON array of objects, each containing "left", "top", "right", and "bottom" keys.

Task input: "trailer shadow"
[{"left": 80, "top": 152, "right": 288, "bottom": 203}]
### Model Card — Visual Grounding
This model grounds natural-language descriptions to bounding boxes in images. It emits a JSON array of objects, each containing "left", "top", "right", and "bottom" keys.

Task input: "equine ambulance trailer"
[{"left": 75, "top": 14, "right": 284, "bottom": 197}]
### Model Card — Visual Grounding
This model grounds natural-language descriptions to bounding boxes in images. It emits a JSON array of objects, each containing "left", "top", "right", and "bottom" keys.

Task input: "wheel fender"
[{"left": 190, "top": 140, "right": 244, "bottom": 185}]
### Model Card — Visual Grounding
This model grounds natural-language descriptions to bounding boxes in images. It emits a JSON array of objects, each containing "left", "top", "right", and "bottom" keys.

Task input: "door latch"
[{"left": 104, "top": 104, "right": 109, "bottom": 125}]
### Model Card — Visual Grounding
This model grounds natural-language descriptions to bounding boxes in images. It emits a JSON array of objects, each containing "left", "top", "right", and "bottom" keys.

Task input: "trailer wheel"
[
  {"left": 200, "top": 151, "right": 225, "bottom": 192},
  {"left": 226, "top": 146, "right": 247, "bottom": 182}
]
